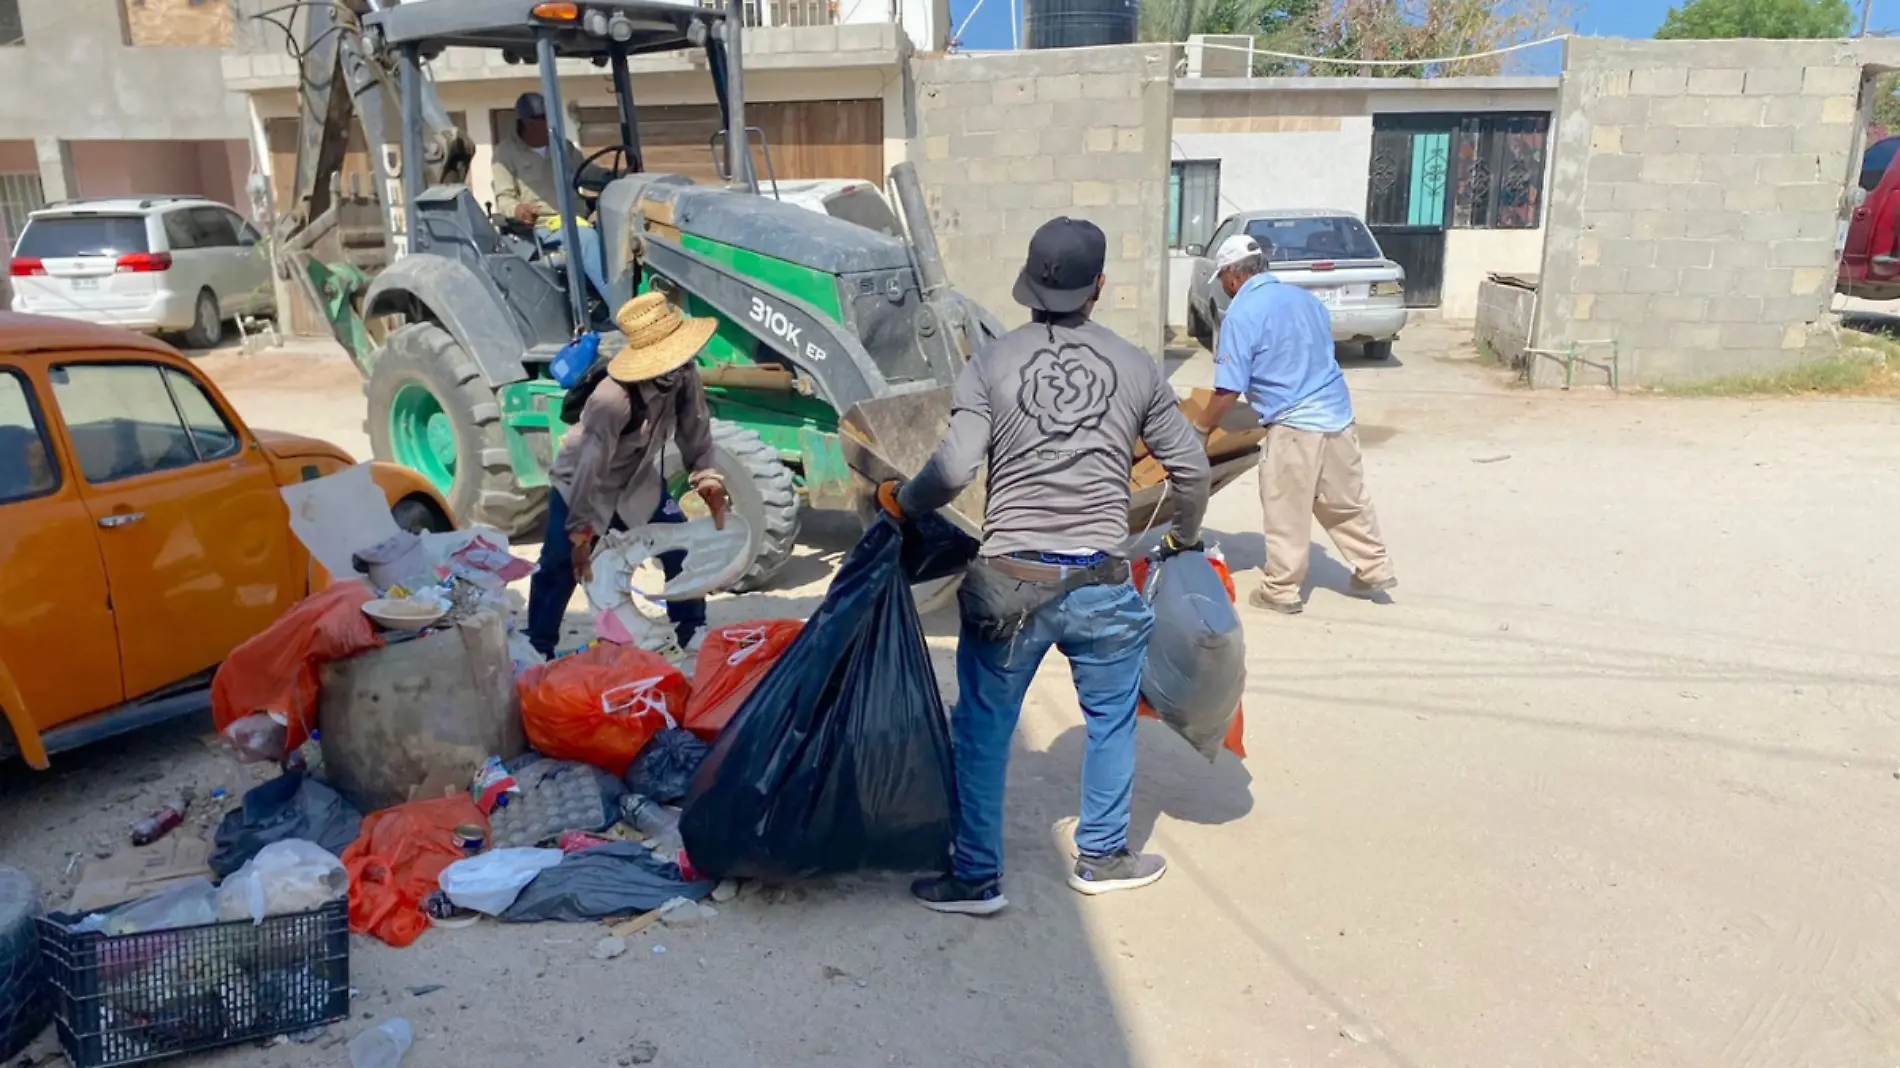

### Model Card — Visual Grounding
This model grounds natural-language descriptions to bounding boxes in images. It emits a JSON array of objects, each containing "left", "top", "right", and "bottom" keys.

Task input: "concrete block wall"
[
  {"left": 1532, "top": 36, "right": 1900, "bottom": 386},
  {"left": 911, "top": 45, "right": 1174, "bottom": 357},
  {"left": 1475, "top": 274, "right": 1537, "bottom": 372},
  {"left": 123, "top": 0, "right": 233, "bottom": 48}
]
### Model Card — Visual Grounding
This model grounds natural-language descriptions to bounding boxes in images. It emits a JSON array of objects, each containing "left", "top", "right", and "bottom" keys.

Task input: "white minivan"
[{"left": 7, "top": 196, "right": 275, "bottom": 348}]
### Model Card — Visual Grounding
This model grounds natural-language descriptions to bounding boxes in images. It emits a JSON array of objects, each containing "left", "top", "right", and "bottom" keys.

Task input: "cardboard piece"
[
  {"left": 1130, "top": 388, "right": 1267, "bottom": 490},
  {"left": 68, "top": 834, "right": 213, "bottom": 914},
  {"left": 281, "top": 463, "right": 401, "bottom": 583}
]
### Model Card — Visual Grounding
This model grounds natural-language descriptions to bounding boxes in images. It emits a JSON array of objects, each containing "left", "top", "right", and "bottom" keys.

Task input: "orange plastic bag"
[
  {"left": 1131, "top": 555, "right": 1247, "bottom": 759},
  {"left": 683, "top": 620, "right": 805, "bottom": 741},
  {"left": 339, "top": 796, "right": 485, "bottom": 948},
  {"left": 210, "top": 583, "right": 383, "bottom": 753},
  {"left": 517, "top": 644, "right": 689, "bottom": 775}
]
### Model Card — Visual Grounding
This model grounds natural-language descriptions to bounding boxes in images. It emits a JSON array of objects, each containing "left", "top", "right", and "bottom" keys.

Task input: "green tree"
[
  {"left": 1654, "top": 0, "right": 1852, "bottom": 40},
  {"left": 1139, "top": 0, "right": 1323, "bottom": 74},
  {"left": 1306, "top": 0, "right": 1571, "bottom": 77}
]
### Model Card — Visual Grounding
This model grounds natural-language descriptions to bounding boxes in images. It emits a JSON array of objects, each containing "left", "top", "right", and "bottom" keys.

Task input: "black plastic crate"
[{"left": 37, "top": 898, "right": 350, "bottom": 1068}]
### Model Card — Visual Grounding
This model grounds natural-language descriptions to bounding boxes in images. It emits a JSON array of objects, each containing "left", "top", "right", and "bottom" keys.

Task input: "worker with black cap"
[
  {"left": 493, "top": 91, "right": 612, "bottom": 308},
  {"left": 877, "top": 217, "right": 1211, "bottom": 915}
]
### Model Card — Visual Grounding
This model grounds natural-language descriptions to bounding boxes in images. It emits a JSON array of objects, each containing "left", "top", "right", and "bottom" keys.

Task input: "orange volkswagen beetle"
[{"left": 0, "top": 313, "right": 452, "bottom": 769}]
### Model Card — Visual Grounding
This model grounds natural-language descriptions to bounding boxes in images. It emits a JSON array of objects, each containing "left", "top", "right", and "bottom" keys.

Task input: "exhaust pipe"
[{"left": 890, "top": 161, "right": 949, "bottom": 299}]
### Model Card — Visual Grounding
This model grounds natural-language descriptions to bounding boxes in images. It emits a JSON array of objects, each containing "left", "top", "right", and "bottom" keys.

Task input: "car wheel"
[
  {"left": 1364, "top": 340, "right": 1394, "bottom": 361},
  {"left": 1187, "top": 304, "right": 1209, "bottom": 347},
  {"left": 391, "top": 495, "right": 454, "bottom": 535},
  {"left": 0, "top": 865, "right": 49, "bottom": 1060},
  {"left": 366, "top": 322, "right": 544, "bottom": 536},
  {"left": 182, "top": 289, "right": 222, "bottom": 350}
]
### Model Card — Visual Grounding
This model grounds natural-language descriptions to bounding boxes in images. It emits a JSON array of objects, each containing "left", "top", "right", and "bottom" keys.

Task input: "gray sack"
[{"left": 1138, "top": 551, "right": 1246, "bottom": 761}]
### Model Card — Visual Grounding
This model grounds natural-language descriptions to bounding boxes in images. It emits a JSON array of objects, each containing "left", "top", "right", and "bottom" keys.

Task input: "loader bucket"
[{"left": 840, "top": 387, "right": 987, "bottom": 540}]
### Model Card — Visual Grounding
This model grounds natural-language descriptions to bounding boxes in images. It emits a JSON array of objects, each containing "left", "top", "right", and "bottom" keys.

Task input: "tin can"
[{"left": 452, "top": 824, "right": 486, "bottom": 855}]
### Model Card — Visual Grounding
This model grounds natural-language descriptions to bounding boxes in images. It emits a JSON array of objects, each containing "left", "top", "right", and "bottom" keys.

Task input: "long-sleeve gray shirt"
[
  {"left": 549, "top": 366, "right": 722, "bottom": 537},
  {"left": 899, "top": 314, "right": 1210, "bottom": 558}
]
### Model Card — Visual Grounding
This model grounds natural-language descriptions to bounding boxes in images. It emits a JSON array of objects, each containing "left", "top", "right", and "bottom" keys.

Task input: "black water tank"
[{"left": 1023, "top": 0, "right": 1138, "bottom": 48}]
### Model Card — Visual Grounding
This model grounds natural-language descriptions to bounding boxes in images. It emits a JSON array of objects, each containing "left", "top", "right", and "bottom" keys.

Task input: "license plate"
[
  {"left": 1312, "top": 287, "right": 1340, "bottom": 306},
  {"left": 70, "top": 278, "right": 98, "bottom": 291}
]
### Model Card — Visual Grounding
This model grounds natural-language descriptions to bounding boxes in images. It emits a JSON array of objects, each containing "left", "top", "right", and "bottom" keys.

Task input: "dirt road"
[{"left": 5, "top": 322, "right": 1898, "bottom": 1067}]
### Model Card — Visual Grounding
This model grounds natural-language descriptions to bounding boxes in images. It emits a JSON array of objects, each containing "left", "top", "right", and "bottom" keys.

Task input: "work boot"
[
  {"left": 1247, "top": 588, "right": 1303, "bottom": 615},
  {"left": 1345, "top": 576, "right": 1397, "bottom": 600},
  {"left": 911, "top": 874, "right": 1008, "bottom": 916},
  {"left": 1068, "top": 850, "right": 1167, "bottom": 896}
]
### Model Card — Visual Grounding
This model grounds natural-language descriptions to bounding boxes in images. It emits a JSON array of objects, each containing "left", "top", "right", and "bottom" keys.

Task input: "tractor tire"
[
  {"left": 0, "top": 865, "right": 48, "bottom": 1061},
  {"left": 665, "top": 420, "right": 800, "bottom": 593},
  {"left": 365, "top": 323, "right": 545, "bottom": 538}
]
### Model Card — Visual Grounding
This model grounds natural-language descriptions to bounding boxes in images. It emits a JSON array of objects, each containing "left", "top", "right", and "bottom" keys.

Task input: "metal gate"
[{"left": 1366, "top": 122, "right": 1450, "bottom": 308}]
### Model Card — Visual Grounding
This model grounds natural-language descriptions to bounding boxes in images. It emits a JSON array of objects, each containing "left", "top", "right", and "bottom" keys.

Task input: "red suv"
[{"left": 1841, "top": 134, "right": 1900, "bottom": 299}]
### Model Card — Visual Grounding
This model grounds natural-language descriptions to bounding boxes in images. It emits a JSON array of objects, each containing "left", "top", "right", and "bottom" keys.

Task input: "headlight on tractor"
[{"left": 1370, "top": 281, "right": 1404, "bottom": 298}]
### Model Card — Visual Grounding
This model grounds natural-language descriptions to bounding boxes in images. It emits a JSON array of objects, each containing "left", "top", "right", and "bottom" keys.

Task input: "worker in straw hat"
[{"left": 525, "top": 292, "right": 732, "bottom": 658}]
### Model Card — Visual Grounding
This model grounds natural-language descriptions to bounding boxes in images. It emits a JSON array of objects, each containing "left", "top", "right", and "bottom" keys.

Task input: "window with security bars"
[
  {"left": 0, "top": 172, "right": 45, "bottom": 251},
  {"left": 1367, "top": 113, "right": 1549, "bottom": 231},
  {"left": 1170, "top": 160, "right": 1219, "bottom": 251}
]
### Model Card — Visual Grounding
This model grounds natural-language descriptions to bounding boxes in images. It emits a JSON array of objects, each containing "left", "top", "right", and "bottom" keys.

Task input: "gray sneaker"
[
  {"left": 1068, "top": 850, "right": 1168, "bottom": 896},
  {"left": 1247, "top": 589, "right": 1303, "bottom": 615},
  {"left": 1346, "top": 576, "right": 1397, "bottom": 599}
]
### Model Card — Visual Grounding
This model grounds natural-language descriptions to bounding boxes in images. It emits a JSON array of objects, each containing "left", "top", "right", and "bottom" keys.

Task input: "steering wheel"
[{"left": 574, "top": 144, "right": 637, "bottom": 201}]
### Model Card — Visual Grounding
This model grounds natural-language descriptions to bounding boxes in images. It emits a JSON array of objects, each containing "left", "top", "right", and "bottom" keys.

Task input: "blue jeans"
[
  {"left": 950, "top": 579, "right": 1155, "bottom": 881},
  {"left": 525, "top": 487, "right": 706, "bottom": 658},
  {"left": 540, "top": 226, "right": 609, "bottom": 308}
]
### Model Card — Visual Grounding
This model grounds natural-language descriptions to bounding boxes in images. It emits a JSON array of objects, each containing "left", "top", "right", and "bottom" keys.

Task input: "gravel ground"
[{"left": 4, "top": 320, "right": 1899, "bottom": 1067}]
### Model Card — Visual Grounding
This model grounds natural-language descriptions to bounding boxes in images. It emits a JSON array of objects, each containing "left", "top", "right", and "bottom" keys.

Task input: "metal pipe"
[
  {"left": 537, "top": 28, "right": 589, "bottom": 331},
  {"left": 720, "top": 6, "right": 756, "bottom": 191},
  {"left": 398, "top": 44, "right": 425, "bottom": 258},
  {"left": 890, "top": 161, "right": 948, "bottom": 297},
  {"left": 609, "top": 42, "right": 642, "bottom": 171}
]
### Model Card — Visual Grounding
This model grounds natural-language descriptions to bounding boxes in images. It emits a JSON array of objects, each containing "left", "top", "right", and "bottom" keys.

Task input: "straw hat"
[{"left": 606, "top": 292, "right": 716, "bottom": 383}]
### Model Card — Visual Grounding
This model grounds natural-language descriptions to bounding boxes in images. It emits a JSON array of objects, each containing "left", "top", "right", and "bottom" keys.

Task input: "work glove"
[
  {"left": 1157, "top": 531, "right": 1203, "bottom": 560},
  {"left": 876, "top": 480, "right": 906, "bottom": 522}
]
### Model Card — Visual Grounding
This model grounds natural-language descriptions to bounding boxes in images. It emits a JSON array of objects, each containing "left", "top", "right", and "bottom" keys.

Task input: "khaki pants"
[{"left": 1256, "top": 423, "right": 1393, "bottom": 607}]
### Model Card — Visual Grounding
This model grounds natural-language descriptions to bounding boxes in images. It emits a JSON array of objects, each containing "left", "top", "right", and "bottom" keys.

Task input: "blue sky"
[{"left": 948, "top": 0, "right": 1900, "bottom": 58}]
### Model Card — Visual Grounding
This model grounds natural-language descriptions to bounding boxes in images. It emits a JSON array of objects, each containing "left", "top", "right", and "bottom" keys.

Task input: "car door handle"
[{"left": 98, "top": 513, "right": 145, "bottom": 529}]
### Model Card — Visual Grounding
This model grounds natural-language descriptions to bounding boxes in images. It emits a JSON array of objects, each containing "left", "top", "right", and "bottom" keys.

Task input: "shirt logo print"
[{"left": 1017, "top": 342, "right": 1119, "bottom": 437}]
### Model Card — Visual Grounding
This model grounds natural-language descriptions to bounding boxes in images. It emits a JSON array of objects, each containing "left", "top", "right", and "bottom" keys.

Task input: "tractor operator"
[
  {"left": 493, "top": 91, "right": 612, "bottom": 309},
  {"left": 525, "top": 293, "right": 731, "bottom": 659},
  {"left": 877, "top": 217, "right": 1211, "bottom": 916}
]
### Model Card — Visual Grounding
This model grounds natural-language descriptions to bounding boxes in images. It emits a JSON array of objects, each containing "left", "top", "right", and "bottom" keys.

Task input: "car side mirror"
[{"left": 1185, "top": 243, "right": 1205, "bottom": 257}]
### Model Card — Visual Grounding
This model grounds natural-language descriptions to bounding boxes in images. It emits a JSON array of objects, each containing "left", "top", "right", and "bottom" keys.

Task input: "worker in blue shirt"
[{"left": 1192, "top": 234, "right": 1396, "bottom": 613}]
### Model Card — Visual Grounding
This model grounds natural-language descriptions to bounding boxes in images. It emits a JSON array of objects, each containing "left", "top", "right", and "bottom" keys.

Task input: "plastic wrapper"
[
  {"left": 221, "top": 711, "right": 288, "bottom": 764},
  {"left": 340, "top": 796, "right": 487, "bottom": 948},
  {"left": 217, "top": 839, "right": 349, "bottom": 925},
  {"left": 623, "top": 728, "right": 711, "bottom": 804},
  {"left": 72, "top": 877, "right": 220, "bottom": 936},
  {"left": 682, "top": 621, "right": 804, "bottom": 740},
  {"left": 1134, "top": 550, "right": 1247, "bottom": 762},
  {"left": 437, "top": 848, "right": 565, "bottom": 915},
  {"left": 211, "top": 583, "right": 384, "bottom": 753},
  {"left": 517, "top": 644, "right": 689, "bottom": 776},
  {"left": 209, "top": 773, "right": 364, "bottom": 878},
  {"left": 680, "top": 520, "right": 957, "bottom": 881},
  {"left": 500, "top": 843, "right": 710, "bottom": 923}
]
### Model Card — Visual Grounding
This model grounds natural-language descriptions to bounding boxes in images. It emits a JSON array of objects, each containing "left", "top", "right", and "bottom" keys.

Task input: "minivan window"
[
  {"left": 190, "top": 207, "right": 240, "bottom": 248},
  {"left": 13, "top": 216, "right": 149, "bottom": 259},
  {"left": 1244, "top": 216, "right": 1383, "bottom": 263}
]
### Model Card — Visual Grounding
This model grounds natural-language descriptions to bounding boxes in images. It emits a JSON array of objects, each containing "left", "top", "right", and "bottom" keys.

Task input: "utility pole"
[{"left": 1861, "top": 0, "right": 1874, "bottom": 37}]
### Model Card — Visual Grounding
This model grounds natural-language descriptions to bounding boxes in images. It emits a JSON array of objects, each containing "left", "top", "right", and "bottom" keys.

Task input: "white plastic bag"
[
  {"left": 437, "top": 847, "right": 564, "bottom": 915},
  {"left": 217, "top": 839, "right": 349, "bottom": 925},
  {"left": 75, "top": 876, "right": 221, "bottom": 935}
]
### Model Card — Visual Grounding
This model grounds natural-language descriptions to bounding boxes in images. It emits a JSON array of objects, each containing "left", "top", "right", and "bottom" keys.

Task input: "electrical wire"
[
  {"left": 1181, "top": 32, "right": 1572, "bottom": 69},
  {"left": 949, "top": 0, "right": 991, "bottom": 50}
]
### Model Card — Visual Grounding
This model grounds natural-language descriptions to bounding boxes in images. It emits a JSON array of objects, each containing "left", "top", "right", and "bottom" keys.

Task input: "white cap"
[{"left": 1213, "top": 234, "right": 1263, "bottom": 272}]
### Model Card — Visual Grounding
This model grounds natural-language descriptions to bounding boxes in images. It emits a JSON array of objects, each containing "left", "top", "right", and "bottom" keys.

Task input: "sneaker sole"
[
  {"left": 1067, "top": 864, "right": 1168, "bottom": 896},
  {"left": 918, "top": 894, "right": 1009, "bottom": 916}
]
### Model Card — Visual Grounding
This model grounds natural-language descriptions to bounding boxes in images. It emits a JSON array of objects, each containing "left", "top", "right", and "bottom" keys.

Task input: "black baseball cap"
[{"left": 1012, "top": 216, "right": 1106, "bottom": 313}]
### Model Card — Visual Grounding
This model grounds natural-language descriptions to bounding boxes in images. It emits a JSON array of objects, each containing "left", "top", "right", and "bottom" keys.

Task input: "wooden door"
[{"left": 551, "top": 99, "right": 885, "bottom": 187}]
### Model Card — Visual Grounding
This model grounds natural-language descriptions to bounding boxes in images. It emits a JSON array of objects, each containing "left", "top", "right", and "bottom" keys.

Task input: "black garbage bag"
[
  {"left": 898, "top": 509, "right": 980, "bottom": 584},
  {"left": 499, "top": 843, "right": 711, "bottom": 923},
  {"left": 624, "top": 728, "right": 711, "bottom": 805},
  {"left": 679, "top": 518, "right": 958, "bottom": 881},
  {"left": 208, "top": 773, "right": 363, "bottom": 877}
]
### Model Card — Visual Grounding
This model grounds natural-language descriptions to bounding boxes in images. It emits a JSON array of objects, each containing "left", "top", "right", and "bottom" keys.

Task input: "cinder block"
[
  {"left": 1599, "top": 238, "right": 1658, "bottom": 268},
  {"left": 951, "top": 133, "right": 996, "bottom": 159},
  {"left": 966, "top": 154, "right": 1009, "bottom": 183},
  {"left": 1641, "top": 153, "right": 1699, "bottom": 184},
  {"left": 1626, "top": 266, "right": 1681, "bottom": 293},
  {"left": 1776, "top": 183, "right": 1842, "bottom": 214},
  {"left": 994, "top": 130, "right": 1043, "bottom": 158},
  {"left": 1704, "top": 96, "right": 1767, "bottom": 126},
  {"left": 1790, "top": 267, "right": 1830, "bottom": 295},
  {"left": 1006, "top": 157, "right": 1056, "bottom": 183},
  {"left": 1082, "top": 75, "right": 1139, "bottom": 100},
  {"left": 1764, "top": 96, "right": 1825, "bottom": 127},
  {"left": 1040, "top": 126, "right": 1086, "bottom": 156},
  {"left": 1802, "top": 64, "right": 1862, "bottom": 96},
  {"left": 1733, "top": 269, "right": 1797, "bottom": 298},
  {"left": 1593, "top": 293, "right": 1652, "bottom": 322},
  {"left": 1587, "top": 154, "right": 1644, "bottom": 183},
  {"left": 1821, "top": 95, "right": 1859, "bottom": 125},
  {"left": 1768, "top": 239, "right": 1839, "bottom": 268},
  {"left": 1630, "top": 211, "right": 1687, "bottom": 240},
  {"left": 1762, "top": 296, "right": 1826, "bottom": 322},
  {"left": 1000, "top": 103, "right": 1056, "bottom": 132},
  {"left": 1665, "top": 183, "right": 1727, "bottom": 212},
  {"left": 1031, "top": 182, "right": 1072, "bottom": 208},
  {"left": 1723, "top": 185, "right": 1780, "bottom": 213},
  {"left": 932, "top": 80, "right": 992, "bottom": 109},
  {"left": 1073, "top": 181, "right": 1114, "bottom": 206},
  {"left": 1611, "top": 183, "right": 1672, "bottom": 211},
  {"left": 1686, "top": 68, "right": 1747, "bottom": 96},
  {"left": 1791, "top": 122, "right": 1855, "bottom": 154},
  {"left": 1591, "top": 125, "right": 1624, "bottom": 153},
  {"left": 1708, "top": 296, "right": 1766, "bottom": 322},
  {"left": 1121, "top": 232, "right": 1143, "bottom": 260},
  {"left": 1675, "top": 126, "right": 1738, "bottom": 154},
  {"left": 1735, "top": 125, "right": 1796, "bottom": 154},
  {"left": 1681, "top": 268, "right": 1741, "bottom": 295},
  {"left": 1656, "top": 241, "right": 1715, "bottom": 269},
  {"left": 1782, "top": 323, "right": 1811, "bottom": 350},
  {"left": 1698, "top": 154, "right": 1762, "bottom": 185},
  {"left": 1671, "top": 322, "right": 1724, "bottom": 350},
  {"left": 1742, "top": 213, "right": 1802, "bottom": 242},
  {"left": 1116, "top": 128, "right": 1144, "bottom": 153},
  {"left": 1592, "top": 96, "right": 1651, "bottom": 125},
  {"left": 1759, "top": 153, "right": 1824, "bottom": 184},
  {"left": 987, "top": 181, "right": 1036, "bottom": 209},
  {"left": 993, "top": 77, "right": 1038, "bottom": 104},
  {"left": 1742, "top": 68, "right": 1805, "bottom": 96},
  {"left": 1719, "top": 323, "right": 1787, "bottom": 349},
  {"left": 1650, "top": 97, "right": 1710, "bottom": 126},
  {"left": 1039, "top": 75, "right": 1084, "bottom": 102},
  {"left": 1085, "top": 127, "right": 1116, "bottom": 153},
  {"left": 1630, "top": 67, "right": 1690, "bottom": 95},
  {"left": 1626, "top": 125, "right": 1680, "bottom": 154},
  {"left": 925, "top": 136, "right": 950, "bottom": 161},
  {"left": 1574, "top": 266, "right": 1628, "bottom": 294}
]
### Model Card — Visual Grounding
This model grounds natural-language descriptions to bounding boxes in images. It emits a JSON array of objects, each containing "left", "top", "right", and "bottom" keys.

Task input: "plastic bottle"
[
  {"left": 619, "top": 794, "right": 680, "bottom": 839},
  {"left": 130, "top": 798, "right": 187, "bottom": 846},
  {"left": 348, "top": 1018, "right": 414, "bottom": 1068}
]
